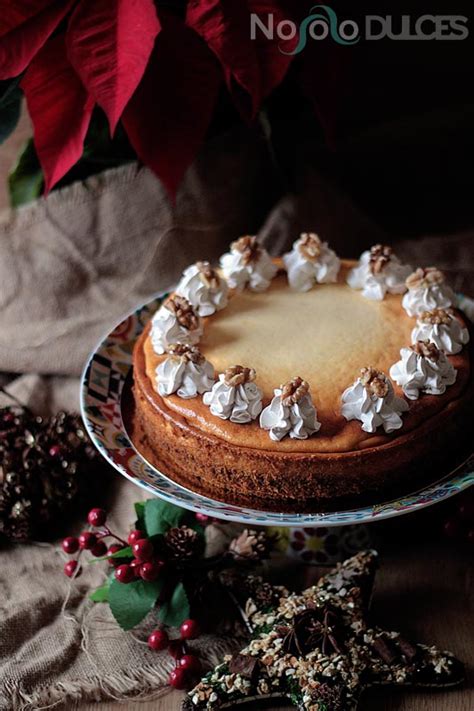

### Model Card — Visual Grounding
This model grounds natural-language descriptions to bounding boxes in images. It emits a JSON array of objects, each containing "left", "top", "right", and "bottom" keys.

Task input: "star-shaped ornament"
[{"left": 183, "top": 551, "right": 464, "bottom": 710}]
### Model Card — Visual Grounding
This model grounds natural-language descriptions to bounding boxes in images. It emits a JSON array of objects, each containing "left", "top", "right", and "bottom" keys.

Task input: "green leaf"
[
  {"left": 8, "top": 138, "right": 43, "bottom": 207},
  {"left": 134, "top": 501, "right": 146, "bottom": 530},
  {"left": 158, "top": 582, "right": 190, "bottom": 628},
  {"left": 109, "top": 577, "right": 164, "bottom": 631},
  {"left": 144, "top": 499, "right": 187, "bottom": 537},
  {"left": 0, "top": 85, "right": 21, "bottom": 144},
  {"left": 90, "top": 584, "right": 110, "bottom": 603}
]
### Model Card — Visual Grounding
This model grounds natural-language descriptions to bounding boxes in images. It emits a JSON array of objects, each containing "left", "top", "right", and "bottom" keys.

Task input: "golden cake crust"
[{"left": 130, "top": 260, "right": 473, "bottom": 511}]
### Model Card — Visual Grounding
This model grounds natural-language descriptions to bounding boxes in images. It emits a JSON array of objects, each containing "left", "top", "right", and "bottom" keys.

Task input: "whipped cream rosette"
[
  {"left": 347, "top": 244, "right": 412, "bottom": 301},
  {"left": 390, "top": 340, "right": 457, "bottom": 400},
  {"left": 156, "top": 344, "right": 215, "bottom": 399},
  {"left": 220, "top": 235, "right": 277, "bottom": 292},
  {"left": 151, "top": 294, "right": 202, "bottom": 355},
  {"left": 203, "top": 365, "right": 263, "bottom": 424},
  {"left": 175, "top": 261, "right": 228, "bottom": 317},
  {"left": 402, "top": 267, "right": 455, "bottom": 317},
  {"left": 341, "top": 367, "right": 408, "bottom": 434},
  {"left": 411, "top": 309, "right": 469, "bottom": 356},
  {"left": 260, "top": 377, "right": 321, "bottom": 441},
  {"left": 283, "top": 233, "right": 341, "bottom": 291}
]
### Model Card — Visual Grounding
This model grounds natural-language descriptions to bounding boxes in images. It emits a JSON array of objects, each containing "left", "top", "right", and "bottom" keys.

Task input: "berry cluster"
[
  {"left": 148, "top": 619, "right": 201, "bottom": 688},
  {"left": 62, "top": 507, "right": 116, "bottom": 578}
]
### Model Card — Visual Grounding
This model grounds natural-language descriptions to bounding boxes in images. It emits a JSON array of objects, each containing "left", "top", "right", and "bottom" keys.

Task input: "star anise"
[{"left": 278, "top": 607, "right": 345, "bottom": 657}]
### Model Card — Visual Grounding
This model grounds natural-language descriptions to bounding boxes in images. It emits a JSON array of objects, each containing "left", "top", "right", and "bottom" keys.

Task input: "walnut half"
[
  {"left": 360, "top": 367, "right": 389, "bottom": 398},
  {"left": 406, "top": 267, "right": 445, "bottom": 290},
  {"left": 164, "top": 294, "right": 200, "bottom": 330},
  {"left": 224, "top": 365, "right": 256, "bottom": 387},
  {"left": 281, "top": 376, "right": 309, "bottom": 406},
  {"left": 231, "top": 235, "right": 261, "bottom": 265},
  {"left": 411, "top": 340, "right": 441, "bottom": 362},
  {"left": 167, "top": 343, "right": 205, "bottom": 365}
]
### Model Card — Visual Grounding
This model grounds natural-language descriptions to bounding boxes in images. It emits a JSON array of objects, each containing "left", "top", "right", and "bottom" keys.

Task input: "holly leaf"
[
  {"left": 21, "top": 34, "right": 95, "bottom": 192},
  {"left": 144, "top": 499, "right": 186, "bottom": 537},
  {"left": 109, "top": 577, "right": 164, "bottom": 630},
  {"left": 8, "top": 137, "right": 44, "bottom": 207},
  {"left": 134, "top": 501, "right": 146, "bottom": 530},
  {"left": 90, "top": 583, "right": 110, "bottom": 603},
  {"left": 158, "top": 582, "right": 190, "bottom": 628},
  {"left": 67, "top": 0, "right": 160, "bottom": 134},
  {"left": 0, "top": 0, "right": 75, "bottom": 80},
  {"left": 122, "top": 12, "right": 221, "bottom": 200}
]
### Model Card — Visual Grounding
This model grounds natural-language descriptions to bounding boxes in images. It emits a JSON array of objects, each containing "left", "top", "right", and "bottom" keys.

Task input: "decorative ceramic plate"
[{"left": 80, "top": 296, "right": 474, "bottom": 528}]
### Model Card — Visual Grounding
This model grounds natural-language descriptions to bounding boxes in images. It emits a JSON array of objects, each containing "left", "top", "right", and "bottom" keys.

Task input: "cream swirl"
[
  {"left": 347, "top": 244, "right": 412, "bottom": 301},
  {"left": 260, "top": 377, "right": 321, "bottom": 441},
  {"left": 156, "top": 345, "right": 215, "bottom": 399},
  {"left": 341, "top": 367, "right": 408, "bottom": 434},
  {"left": 219, "top": 235, "right": 277, "bottom": 292},
  {"left": 402, "top": 267, "right": 455, "bottom": 317},
  {"left": 389, "top": 341, "right": 457, "bottom": 400},
  {"left": 411, "top": 309, "right": 469, "bottom": 355},
  {"left": 175, "top": 261, "right": 228, "bottom": 317},
  {"left": 202, "top": 365, "right": 263, "bottom": 424},
  {"left": 283, "top": 233, "right": 341, "bottom": 291},
  {"left": 151, "top": 295, "right": 202, "bottom": 355}
]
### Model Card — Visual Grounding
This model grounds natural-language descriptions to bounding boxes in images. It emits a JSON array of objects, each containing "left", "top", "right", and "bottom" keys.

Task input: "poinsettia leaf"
[
  {"left": 67, "top": 0, "right": 160, "bottom": 134},
  {"left": 144, "top": 499, "right": 187, "bottom": 537},
  {"left": 158, "top": 582, "right": 190, "bottom": 628},
  {"left": 21, "top": 34, "right": 95, "bottom": 193},
  {"left": 247, "top": 0, "right": 297, "bottom": 98},
  {"left": 0, "top": 0, "right": 75, "bottom": 80},
  {"left": 186, "top": 0, "right": 260, "bottom": 120},
  {"left": 122, "top": 12, "right": 222, "bottom": 200},
  {"left": 0, "top": 1, "right": 56, "bottom": 36},
  {"left": 0, "top": 85, "right": 22, "bottom": 143},
  {"left": 109, "top": 577, "right": 164, "bottom": 630},
  {"left": 8, "top": 137, "right": 44, "bottom": 206},
  {"left": 134, "top": 501, "right": 146, "bottom": 530}
]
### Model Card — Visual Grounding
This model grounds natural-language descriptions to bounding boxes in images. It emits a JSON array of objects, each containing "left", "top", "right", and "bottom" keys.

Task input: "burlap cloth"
[{"left": 0, "top": 124, "right": 473, "bottom": 710}]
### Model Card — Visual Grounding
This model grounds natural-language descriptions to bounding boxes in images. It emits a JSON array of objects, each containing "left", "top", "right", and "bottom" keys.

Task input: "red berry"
[
  {"left": 130, "top": 558, "right": 142, "bottom": 577},
  {"left": 64, "top": 560, "right": 81, "bottom": 578},
  {"left": 443, "top": 519, "right": 460, "bottom": 539},
  {"left": 140, "top": 560, "right": 163, "bottom": 581},
  {"left": 128, "top": 529, "right": 146, "bottom": 545},
  {"left": 87, "top": 508, "right": 107, "bottom": 527},
  {"left": 148, "top": 629, "right": 169, "bottom": 651},
  {"left": 169, "top": 667, "right": 188, "bottom": 690},
  {"left": 62, "top": 536, "right": 79, "bottom": 555},
  {"left": 195, "top": 513, "right": 210, "bottom": 523},
  {"left": 132, "top": 538, "right": 154, "bottom": 561},
  {"left": 180, "top": 619, "right": 200, "bottom": 640},
  {"left": 115, "top": 564, "right": 135, "bottom": 584},
  {"left": 168, "top": 640, "right": 184, "bottom": 659},
  {"left": 179, "top": 654, "right": 201, "bottom": 675},
  {"left": 3, "top": 412, "right": 15, "bottom": 423},
  {"left": 91, "top": 540, "right": 108, "bottom": 557},
  {"left": 107, "top": 543, "right": 123, "bottom": 566},
  {"left": 49, "top": 444, "right": 61, "bottom": 458},
  {"left": 79, "top": 531, "right": 97, "bottom": 550}
]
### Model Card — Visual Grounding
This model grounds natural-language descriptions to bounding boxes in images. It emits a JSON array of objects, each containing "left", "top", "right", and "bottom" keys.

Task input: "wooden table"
[{"left": 77, "top": 538, "right": 472, "bottom": 711}]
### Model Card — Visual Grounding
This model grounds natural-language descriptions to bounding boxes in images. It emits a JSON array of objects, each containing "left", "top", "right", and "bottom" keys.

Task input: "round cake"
[{"left": 131, "top": 237, "right": 473, "bottom": 511}]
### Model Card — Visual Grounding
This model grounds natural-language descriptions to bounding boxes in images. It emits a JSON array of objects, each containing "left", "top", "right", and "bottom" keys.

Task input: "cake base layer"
[{"left": 131, "top": 332, "right": 474, "bottom": 512}]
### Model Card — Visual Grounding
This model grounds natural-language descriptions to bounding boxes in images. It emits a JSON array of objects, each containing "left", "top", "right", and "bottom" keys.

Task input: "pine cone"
[
  {"left": 0, "top": 406, "right": 100, "bottom": 543},
  {"left": 165, "top": 525, "right": 198, "bottom": 559}
]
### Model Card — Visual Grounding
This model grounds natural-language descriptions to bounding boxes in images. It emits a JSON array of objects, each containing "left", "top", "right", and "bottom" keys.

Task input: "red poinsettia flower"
[{"left": 0, "top": 0, "right": 301, "bottom": 199}]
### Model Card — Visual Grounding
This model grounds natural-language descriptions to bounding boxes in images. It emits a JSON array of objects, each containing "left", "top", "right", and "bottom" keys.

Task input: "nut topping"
[
  {"left": 298, "top": 233, "right": 322, "bottom": 262},
  {"left": 281, "top": 376, "right": 309, "bottom": 406},
  {"left": 164, "top": 295, "right": 200, "bottom": 330},
  {"left": 360, "top": 367, "right": 389, "bottom": 398},
  {"left": 231, "top": 235, "right": 261, "bottom": 265},
  {"left": 406, "top": 267, "right": 445, "bottom": 290},
  {"left": 368, "top": 244, "right": 392, "bottom": 275},
  {"left": 411, "top": 340, "right": 441, "bottom": 362},
  {"left": 196, "top": 261, "right": 220, "bottom": 290},
  {"left": 224, "top": 365, "right": 256, "bottom": 387},
  {"left": 167, "top": 343, "right": 205, "bottom": 365},
  {"left": 419, "top": 308, "right": 453, "bottom": 325}
]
